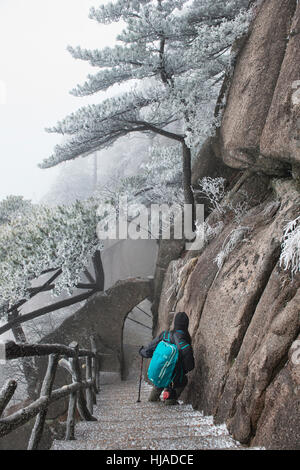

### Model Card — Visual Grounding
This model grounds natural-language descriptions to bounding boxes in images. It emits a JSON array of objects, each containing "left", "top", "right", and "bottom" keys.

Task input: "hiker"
[{"left": 139, "top": 311, "right": 195, "bottom": 405}]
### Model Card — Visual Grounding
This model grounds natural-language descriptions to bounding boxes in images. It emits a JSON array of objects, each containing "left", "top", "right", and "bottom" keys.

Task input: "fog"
[{"left": 0, "top": 0, "right": 121, "bottom": 202}]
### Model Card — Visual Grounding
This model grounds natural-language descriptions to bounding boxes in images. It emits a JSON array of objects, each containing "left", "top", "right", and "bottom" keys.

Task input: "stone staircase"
[{"left": 51, "top": 378, "right": 244, "bottom": 450}]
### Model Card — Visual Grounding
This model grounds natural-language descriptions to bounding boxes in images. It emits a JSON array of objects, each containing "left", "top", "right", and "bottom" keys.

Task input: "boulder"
[
  {"left": 216, "top": 265, "right": 300, "bottom": 444},
  {"left": 260, "top": 1, "right": 300, "bottom": 168},
  {"left": 192, "top": 136, "right": 240, "bottom": 187},
  {"left": 186, "top": 203, "right": 282, "bottom": 416},
  {"left": 220, "top": 0, "right": 296, "bottom": 172},
  {"left": 251, "top": 334, "right": 300, "bottom": 450}
]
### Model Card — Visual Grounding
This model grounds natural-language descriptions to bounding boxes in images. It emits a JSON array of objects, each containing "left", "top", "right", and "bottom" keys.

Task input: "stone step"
[
  {"left": 52, "top": 435, "right": 240, "bottom": 451},
  {"left": 74, "top": 422, "right": 233, "bottom": 441},
  {"left": 51, "top": 380, "right": 243, "bottom": 451}
]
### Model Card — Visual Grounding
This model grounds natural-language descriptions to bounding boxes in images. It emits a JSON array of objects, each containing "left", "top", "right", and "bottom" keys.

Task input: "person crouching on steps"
[{"left": 139, "top": 312, "right": 195, "bottom": 405}]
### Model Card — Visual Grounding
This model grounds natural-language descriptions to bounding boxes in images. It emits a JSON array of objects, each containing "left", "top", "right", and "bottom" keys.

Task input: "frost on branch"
[
  {"left": 196, "top": 176, "right": 227, "bottom": 213},
  {"left": 96, "top": 142, "right": 183, "bottom": 208},
  {"left": 280, "top": 217, "right": 300, "bottom": 277},
  {"left": 41, "top": 1, "right": 251, "bottom": 169},
  {"left": 0, "top": 195, "right": 32, "bottom": 225},
  {"left": 39, "top": 87, "right": 176, "bottom": 168},
  {"left": 95, "top": 142, "right": 184, "bottom": 240},
  {"left": 0, "top": 199, "right": 102, "bottom": 309}
]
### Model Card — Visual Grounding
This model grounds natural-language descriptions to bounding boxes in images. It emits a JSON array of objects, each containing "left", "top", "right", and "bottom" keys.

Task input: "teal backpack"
[{"left": 147, "top": 331, "right": 179, "bottom": 388}]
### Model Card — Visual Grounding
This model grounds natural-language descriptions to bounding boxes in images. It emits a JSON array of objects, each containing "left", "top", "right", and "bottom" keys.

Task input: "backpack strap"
[
  {"left": 163, "top": 331, "right": 170, "bottom": 342},
  {"left": 170, "top": 332, "right": 184, "bottom": 381},
  {"left": 171, "top": 332, "right": 181, "bottom": 350},
  {"left": 171, "top": 332, "right": 183, "bottom": 364},
  {"left": 163, "top": 331, "right": 183, "bottom": 351}
]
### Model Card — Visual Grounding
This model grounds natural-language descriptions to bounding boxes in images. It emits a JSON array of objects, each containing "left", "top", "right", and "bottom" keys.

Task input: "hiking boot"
[
  {"left": 148, "top": 387, "right": 162, "bottom": 402},
  {"left": 164, "top": 398, "right": 179, "bottom": 406},
  {"left": 163, "top": 388, "right": 178, "bottom": 405}
]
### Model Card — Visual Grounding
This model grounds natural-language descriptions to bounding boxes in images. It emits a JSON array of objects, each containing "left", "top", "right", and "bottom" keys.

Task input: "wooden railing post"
[
  {"left": 28, "top": 353, "right": 59, "bottom": 450},
  {"left": 0, "top": 382, "right": 86, "bottom": 438},
  {"left": 69, "top": 342, "right": 97, "bottom": 422},
  {"left": 0, "top": 380, "right": 17, "bottom": 418},
  {"left": 0, "top": 340, "right": 106, "bottom": 446},
  {"left": 65, "top": 384, "right": 77, "bottom": 441},
  {"left": 90, "top": 335, "right": 100, "bottom": 392},
  {"left": 58, "top": 357, "right": 77, "bottom": 441},
  {"left": 85, "top": 356, "right": 94, "bottom": 414}
]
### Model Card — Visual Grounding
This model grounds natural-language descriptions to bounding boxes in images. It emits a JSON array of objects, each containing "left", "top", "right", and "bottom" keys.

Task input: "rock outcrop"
[
  {"left": 220, "top": 0, "right": 298, "bottom": 174},
  {"left": 260, "top": 1, "right": 300, "bottom": 170},
  {"left": 157, "top": 175, "right": 300, "bottom": 449},
  {"left": 155, "top": 1, "right": 300, "bottom": 449}
]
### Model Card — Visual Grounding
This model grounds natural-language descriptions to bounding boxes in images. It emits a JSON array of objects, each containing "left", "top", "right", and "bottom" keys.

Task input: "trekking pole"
[{"left": 137, "top": 355, "right": 144, "bottom": 403}]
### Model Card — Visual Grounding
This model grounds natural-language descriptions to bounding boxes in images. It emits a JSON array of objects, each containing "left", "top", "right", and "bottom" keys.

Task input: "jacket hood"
[{"left": 174, "top": 312, "right": 189, "bottom": 332}]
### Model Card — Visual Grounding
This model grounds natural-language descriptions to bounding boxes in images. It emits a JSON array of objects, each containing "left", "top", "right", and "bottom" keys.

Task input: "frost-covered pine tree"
[
  {"left": 39, "top": 0, "right": 251, "bottom": 225},
  {"left": 0, "top": 198, "right": 102, "bottom": 309},
  {"left": 0, "top": 195, "right": 33, "bottom": 225},
  {"left": 98, "top": 143, "right": 183, "bottom": 207}
]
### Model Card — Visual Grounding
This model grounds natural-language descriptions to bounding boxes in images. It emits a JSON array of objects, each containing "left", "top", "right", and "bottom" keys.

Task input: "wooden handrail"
[
  {"left": 27, "top": 354, "right": 59, "bottom": 450},
  {"left": 4, "top": 340, "right": 99, "bottom": 360},
  {"left": 0, "top": 335, "right": 108, "bottom": 450},
  {"left": 0, "top": 380, "right": 17, "bottom": 418},
  {"left": 0, "top": 380, "right": 94, "bottom": 438}
]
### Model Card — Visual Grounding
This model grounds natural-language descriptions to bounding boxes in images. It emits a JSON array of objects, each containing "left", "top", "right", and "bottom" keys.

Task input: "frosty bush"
[
  {"left": 280, "top": 216, "right": 300, "bottom": 277},
  {"left": 204, "top": 220, "right": 225, "bottom": 244},
  {"left": 196, "top": 177, "right": 252, "bottom": 223},
  {"left": 226, "top": 190, "right": 250, "bottom": 224},
  {"left": 196, "top": 176, "right": 227, "bottom": 213}
]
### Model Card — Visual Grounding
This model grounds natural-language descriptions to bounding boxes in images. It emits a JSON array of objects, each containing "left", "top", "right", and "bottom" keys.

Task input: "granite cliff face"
[
  {"left": 155, "top": 0, "right": 300, "bottom": 450},
  {"left": 220, "top": 0, "right": 300, "bottom": 174}
]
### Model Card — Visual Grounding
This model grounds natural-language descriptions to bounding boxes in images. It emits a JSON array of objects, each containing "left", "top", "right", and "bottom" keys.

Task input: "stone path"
[{"left": 51, "top": 379, "right": 244, "bottom": 450}]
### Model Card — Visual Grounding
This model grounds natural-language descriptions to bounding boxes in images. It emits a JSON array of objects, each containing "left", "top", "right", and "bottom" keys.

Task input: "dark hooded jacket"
[{"left": 139, "top": 312, "right": 195, "bottom": 377}]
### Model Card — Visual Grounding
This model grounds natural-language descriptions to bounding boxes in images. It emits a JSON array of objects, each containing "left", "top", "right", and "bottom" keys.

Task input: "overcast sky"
[{"left": 0, "top": 0, "right": 120, "bottom": 202}]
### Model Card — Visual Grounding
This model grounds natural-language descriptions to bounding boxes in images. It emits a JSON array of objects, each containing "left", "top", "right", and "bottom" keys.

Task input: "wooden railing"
[{"left": 0, "top": 336, "right": 106, "bottom": 450}]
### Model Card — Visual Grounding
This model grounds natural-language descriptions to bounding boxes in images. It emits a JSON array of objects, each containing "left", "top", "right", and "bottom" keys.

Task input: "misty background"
[
  {"left": 0, "top": 1, "right": 158, "bottom": 409},
  {"left": 0, "top": 0, "right": 123, "bottom": 203}
]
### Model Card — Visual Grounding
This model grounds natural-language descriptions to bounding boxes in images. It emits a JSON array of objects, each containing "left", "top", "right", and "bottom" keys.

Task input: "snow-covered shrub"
[
  {"left": 280, "top": 216, "right": 300, "bottom": 277},
  {"left": 195, "top": 220, "right": 224, "bottom": 247},
  {"left": 226, "top": 190, "right": 250, "bottom": 224},
  {"left": 196, "top": 176, "right": 227, "bottom": 213},
  {"left": 204, "top": 220, "right": 225, "bottom": 243},
  {"left": 196, "top": 177, "right": 253, "bottom": 223}
]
